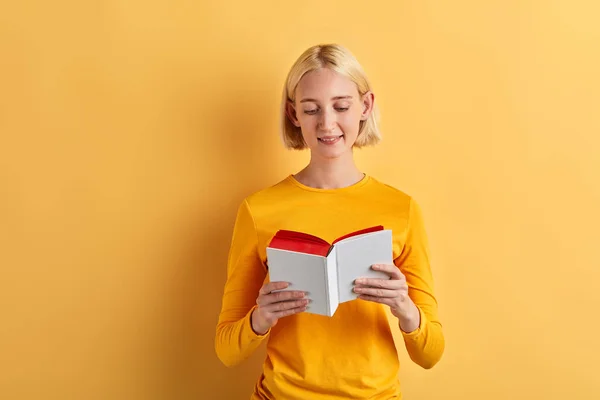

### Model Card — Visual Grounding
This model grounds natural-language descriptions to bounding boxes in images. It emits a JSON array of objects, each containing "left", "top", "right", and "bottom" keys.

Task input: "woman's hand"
[
  {"left": 354, "top": 264, "right": 421, "bottom": 333},
  {"left": 251, "top": 281, "right": 308, "bottom": 335}
]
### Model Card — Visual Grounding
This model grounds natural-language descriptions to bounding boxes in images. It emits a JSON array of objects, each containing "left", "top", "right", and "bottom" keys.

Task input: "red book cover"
[{"left": 268, "top": 225, "right": 384, "bottom": 257}]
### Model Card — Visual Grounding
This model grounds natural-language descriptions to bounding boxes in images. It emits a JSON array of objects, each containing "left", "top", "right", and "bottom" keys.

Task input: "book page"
[
  {"left": 266, "top": 248, "right": 330, "bottom": 316},
  {"left": 334, "top": 230, "right": 393, "bottom": 304}
]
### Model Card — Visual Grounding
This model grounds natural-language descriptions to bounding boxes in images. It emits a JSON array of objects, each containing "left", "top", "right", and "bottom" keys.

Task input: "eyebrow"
[{"left": 299, "top": 96, "right": 353, "bottom": 103}]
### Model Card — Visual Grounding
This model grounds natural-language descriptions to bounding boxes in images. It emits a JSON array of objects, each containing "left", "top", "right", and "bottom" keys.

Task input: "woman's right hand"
[{"left": 251, "top": 281, "right": 308, "bottom": 335}]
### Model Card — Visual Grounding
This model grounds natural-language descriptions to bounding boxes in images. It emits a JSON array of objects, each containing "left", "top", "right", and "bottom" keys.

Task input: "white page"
[
  {"left": 266, "top": 247, "right": 330, "bottom": 316},
  {"left": 333, "top": 230, "right": 393, "bottom": 304}
]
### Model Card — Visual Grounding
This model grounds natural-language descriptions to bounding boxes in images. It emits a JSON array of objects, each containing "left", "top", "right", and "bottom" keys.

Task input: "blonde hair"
[{"left": 280, "top": 44, "right": 381, "bottom": 150}]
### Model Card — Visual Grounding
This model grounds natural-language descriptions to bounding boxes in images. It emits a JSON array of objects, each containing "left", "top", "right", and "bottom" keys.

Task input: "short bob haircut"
[{"left": 280, "top": 44, "right": 381, "bottom": 150}]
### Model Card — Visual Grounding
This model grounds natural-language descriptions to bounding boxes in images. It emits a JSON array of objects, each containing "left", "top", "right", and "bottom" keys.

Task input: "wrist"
[
  {"left": 250, "top": 308, "right": 269, "bottom": 336},
  {"left": 396, "top": 302, "right": 420, "bottom": 333}
]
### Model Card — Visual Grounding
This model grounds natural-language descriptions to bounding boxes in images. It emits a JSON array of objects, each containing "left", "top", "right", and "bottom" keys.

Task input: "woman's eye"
[
  {"left": 335, "top": 107, "right": 349, "bottom": 112},
  {"left": 304, "top": 109, "right": 318, "bottom": 115}
]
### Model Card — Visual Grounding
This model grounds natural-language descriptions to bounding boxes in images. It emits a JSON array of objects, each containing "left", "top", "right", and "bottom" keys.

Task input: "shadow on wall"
[{"left": 155, "top": 56, "right": 285, "bottom": 399}]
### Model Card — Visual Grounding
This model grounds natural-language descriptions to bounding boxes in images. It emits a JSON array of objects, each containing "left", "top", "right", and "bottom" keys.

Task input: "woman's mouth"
[{"left": 318, "top": 135, "right": 344, "bottom": 145}]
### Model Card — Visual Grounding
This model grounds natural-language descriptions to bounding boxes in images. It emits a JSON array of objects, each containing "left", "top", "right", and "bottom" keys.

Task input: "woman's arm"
[
  {"left": 215, "top": 199, "right": 268, "bottom": 367},
  {"left": 393, "top": 198, "right": 445, "bottom": 369},
  {"left": 353, "top": 197, "right": 445, "bottom": 368}
]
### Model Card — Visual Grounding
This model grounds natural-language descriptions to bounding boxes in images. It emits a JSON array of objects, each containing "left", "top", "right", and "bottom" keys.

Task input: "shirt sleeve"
[
  {"left": 394, "top": 197, "right": 445, "bottom": 369},
  {"left": 215, "top": 199, "right": 269, "bottom": 367}
]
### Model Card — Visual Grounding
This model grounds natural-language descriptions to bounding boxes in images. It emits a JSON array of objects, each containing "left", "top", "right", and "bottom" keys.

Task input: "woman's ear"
[
  {"left": 360, "top": 91, "right": 375, "bottom": 121},
  {"left": 286, "top": 101, "right": 301, "bottom": 127}
]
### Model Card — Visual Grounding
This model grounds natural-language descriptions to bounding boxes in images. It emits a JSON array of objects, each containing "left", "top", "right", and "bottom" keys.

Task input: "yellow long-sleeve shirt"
[{"left": 215, "top": 174, "right": 444, "bottom": 399}]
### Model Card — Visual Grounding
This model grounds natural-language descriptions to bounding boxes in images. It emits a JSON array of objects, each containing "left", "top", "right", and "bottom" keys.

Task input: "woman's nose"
[{"left": 318, "top": 109, "right": 336, "bottom": 131}]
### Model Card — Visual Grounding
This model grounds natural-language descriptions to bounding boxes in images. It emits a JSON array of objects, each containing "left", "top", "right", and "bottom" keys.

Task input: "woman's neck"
[{"left": 294, "top": 153, "right": 364, "bottom": 189}]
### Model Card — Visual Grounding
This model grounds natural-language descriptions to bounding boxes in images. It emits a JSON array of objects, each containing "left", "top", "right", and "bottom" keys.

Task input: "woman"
[{"left": 215, "top": 43, "right": 445, "bottom": 399}]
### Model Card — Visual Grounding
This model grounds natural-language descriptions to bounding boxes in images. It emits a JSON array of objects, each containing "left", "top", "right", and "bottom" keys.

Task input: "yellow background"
[{"left": 1, "top": 1, "right": 599, "bottom": 399}]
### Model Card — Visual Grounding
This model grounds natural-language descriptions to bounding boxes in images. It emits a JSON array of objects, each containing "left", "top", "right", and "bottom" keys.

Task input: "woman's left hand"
[{"left": 354, "top": 264, "right": 421, "bottom": 333}]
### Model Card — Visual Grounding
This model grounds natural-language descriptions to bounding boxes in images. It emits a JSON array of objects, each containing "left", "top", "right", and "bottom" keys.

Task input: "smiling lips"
[{"left": 318, "top": 135, "right": 344, "bottom": 144}]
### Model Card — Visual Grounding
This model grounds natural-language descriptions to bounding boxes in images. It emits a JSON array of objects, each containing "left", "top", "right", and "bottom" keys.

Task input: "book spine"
[
  {"left": 326, "top": 247, "right": 339, "bottom": 316},
  {"left": 323, "top": 257, "right": 330, "bottom": 316}
]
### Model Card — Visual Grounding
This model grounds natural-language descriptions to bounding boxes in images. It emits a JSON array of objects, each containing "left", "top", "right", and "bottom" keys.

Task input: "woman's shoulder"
[
  {"left": 242, "top": 175, "right": 296, "bottom": 205},
  {"left": 367, "top": 176, "right": 415, "bottom": 203}
]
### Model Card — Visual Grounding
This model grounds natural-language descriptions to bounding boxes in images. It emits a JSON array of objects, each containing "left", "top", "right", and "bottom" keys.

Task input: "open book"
[{"left": 266, "top": 226, "right": 393, "bottom": 317}]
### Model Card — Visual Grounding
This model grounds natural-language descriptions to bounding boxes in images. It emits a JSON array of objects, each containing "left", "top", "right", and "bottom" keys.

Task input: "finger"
[
  {"left": 353, "top": 287, "right": 402, "bottom": 298},
  {"left": 354, "top": 278, "right": 403, "bottom": 290},
  {"left": 260, "top": 281, "right": 289, "bottom": 295},
  {"left": 267, "top": 290, "right": 306, "bottom": 304},
  {"left": 372, "top": 264, "right": 403, "bottom": 280},
  {"left": 358, "top": 294, "right": 396, "bottom": 307},
  {"left": 356, "top": 264, "right": 404, "bottom": 283},
  {"left": 263, "top": 298, "right": 309, "bottom": 313},
  {"left": 257, "top": 290, "right": 306, "bottom": 306},
  {"left": 272, "top": 304, "right": 307, "bottom": 319}
]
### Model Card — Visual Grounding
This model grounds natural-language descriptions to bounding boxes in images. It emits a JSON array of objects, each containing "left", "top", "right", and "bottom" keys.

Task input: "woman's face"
[{"left": 287, "top": 68, "right": 373, "bottom": 160}]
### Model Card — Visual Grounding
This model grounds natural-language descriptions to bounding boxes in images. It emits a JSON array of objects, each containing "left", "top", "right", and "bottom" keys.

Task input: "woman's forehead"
[{"left": 296, "top": 68, "right": 358, "bottom": 100}]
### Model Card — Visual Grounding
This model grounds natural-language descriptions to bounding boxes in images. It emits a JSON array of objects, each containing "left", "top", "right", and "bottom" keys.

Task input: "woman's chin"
[{"left": 313, "top": 146, "right": 352, "bottom": 160}]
